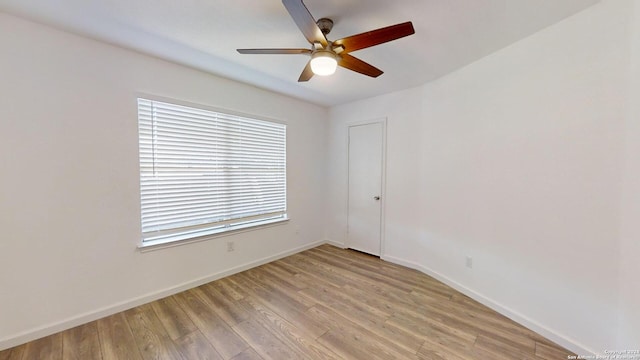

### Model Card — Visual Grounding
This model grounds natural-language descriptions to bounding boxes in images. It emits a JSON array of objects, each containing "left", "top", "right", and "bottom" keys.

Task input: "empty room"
[{"left": 1, "top": 0, "right": 639, "bottom": 359}]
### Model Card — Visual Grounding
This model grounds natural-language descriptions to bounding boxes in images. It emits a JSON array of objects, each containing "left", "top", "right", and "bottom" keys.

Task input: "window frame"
[{"left": 135, "top": 95, "right": 289, "bottom": 250}]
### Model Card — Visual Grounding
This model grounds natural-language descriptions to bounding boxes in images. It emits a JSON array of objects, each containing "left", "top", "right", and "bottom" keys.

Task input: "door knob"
[{"left": 373, "top": 196, "right": 380, "bottom": 200}]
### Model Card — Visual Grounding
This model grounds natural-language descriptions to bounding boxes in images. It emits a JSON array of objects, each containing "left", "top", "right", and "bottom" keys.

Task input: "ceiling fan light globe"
[{"left": 310, "top": 51, "right": 337, "bottom": 76}]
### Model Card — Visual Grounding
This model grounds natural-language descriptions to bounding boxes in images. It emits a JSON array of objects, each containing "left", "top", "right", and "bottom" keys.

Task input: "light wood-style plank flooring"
[{"left": 0, "top": 244, "right": 575, "bottom": 359}]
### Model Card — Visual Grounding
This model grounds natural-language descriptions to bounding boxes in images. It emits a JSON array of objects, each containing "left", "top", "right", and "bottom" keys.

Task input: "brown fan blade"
[
  {"left": 333, "top": 21, "right": 415, "bottom": 53},
  {"left": 298, "top": 61, "right": 314, "bottom": 82},
  {"left": 338, "top": 54, "right": 383, "bottom": 78},
  {"left": 237, "top": 48, "right": 312, "bottom": 55},
  {"left": 282, "top": 0, "right": 328, "bottom": 47}
]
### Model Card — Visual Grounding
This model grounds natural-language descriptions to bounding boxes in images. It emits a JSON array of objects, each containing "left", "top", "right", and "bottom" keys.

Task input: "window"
[{"left": 137, "top": 98, "right": 287, "bottom": 246}]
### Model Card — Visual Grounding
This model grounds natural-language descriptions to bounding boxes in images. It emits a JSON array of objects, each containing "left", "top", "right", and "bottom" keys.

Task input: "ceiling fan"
[{"left": 237, "top": 0, "right": 415, "bottom": 82}]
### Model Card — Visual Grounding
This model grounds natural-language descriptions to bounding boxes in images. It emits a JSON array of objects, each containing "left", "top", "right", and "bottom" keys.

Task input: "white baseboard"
[
  {"left": 324, "top": 238, "right": 346, "bottom": 248},
  {"left": 381, "top": 254, "right": 596, "bottom": 357},
  {"left": 0, "top": 240, "right": 325, "bottom": 351}
]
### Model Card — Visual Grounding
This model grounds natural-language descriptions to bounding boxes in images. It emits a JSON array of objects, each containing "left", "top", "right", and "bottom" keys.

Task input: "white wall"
[
  {"left": 618, "top": 0, "right": 640, "bottom": 349},
  {"left": 328, "top": 0, "right": 637, "bottom": 353},
  {"left": 0, "top": 13, "right": 328, "bottom": 349}
]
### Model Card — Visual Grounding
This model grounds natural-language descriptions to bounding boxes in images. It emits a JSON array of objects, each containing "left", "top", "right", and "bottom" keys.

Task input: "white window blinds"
[{"left": 137, "top": 98, "right": 287, "bottom": 245}]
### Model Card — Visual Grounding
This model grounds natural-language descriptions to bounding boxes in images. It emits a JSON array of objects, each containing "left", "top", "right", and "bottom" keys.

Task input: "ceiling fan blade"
[
  {"left": 338, "top": 54, "right": 384, "bottom": 78},
  {"left": 298, "top": 61, "right": 314, "bottom": 82},
  {"left": 333, "top": 21, "right": 415, "bottom": 53},
  {"left": 282, "top": 0, "right": 328, "bottom": 47},
  {"left": 237, "top": 48, "right": 312, "bottom": 55}
]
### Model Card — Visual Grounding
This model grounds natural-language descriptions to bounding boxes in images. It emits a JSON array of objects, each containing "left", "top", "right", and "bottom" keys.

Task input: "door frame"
[{"left": 346, "top": 117, "right": 387, "bottom": 257}]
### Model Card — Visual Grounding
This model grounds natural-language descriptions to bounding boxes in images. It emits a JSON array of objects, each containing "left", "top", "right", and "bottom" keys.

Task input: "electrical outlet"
[
  {"left": 466, "top": 256, "right": 473, "bottom": 268},
  {"left": 227, "top": 241, "right": 235, "bottom": 252}
]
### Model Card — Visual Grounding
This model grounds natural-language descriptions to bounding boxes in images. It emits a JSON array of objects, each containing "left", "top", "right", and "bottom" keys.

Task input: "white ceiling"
[{"left": 0, "top": 0, "right": 599, "bottom": 106}]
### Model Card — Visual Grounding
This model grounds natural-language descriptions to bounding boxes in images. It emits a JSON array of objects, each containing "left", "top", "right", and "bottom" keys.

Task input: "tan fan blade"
[
  {"left": 282, "top": 0, "right": 328, "bottom": 47},
  {"left": 298, "top": 60, "right": 314, "bottom": 82},
  {"left": 237, "top": 48, "right": 312, "bottom": 55},
  {"left": 333, "top": 22, "right": 415, "bottom": 53},
  {"left": 338, "top": 54, "right": 383, "bottom": 77}
]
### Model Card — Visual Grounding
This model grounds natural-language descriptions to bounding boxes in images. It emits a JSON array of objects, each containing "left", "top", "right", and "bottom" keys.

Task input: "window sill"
[{"left": 137, "top": 217, "right": 289, "bottom": 253}]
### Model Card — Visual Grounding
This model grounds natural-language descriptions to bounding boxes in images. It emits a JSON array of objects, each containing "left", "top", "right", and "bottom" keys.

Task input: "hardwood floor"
[{"left": 0, "top": 244, "right": 575, "bottom": 359}]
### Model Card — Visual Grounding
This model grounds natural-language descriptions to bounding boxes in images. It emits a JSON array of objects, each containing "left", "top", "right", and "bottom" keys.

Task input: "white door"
[{"left": 348, "top": 122, "right": 383, "bottom": 256}]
